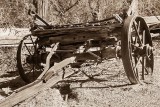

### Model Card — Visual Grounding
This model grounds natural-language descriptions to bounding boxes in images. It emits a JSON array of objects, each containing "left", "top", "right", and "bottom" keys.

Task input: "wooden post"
[
  {"left": 127, "top": 0, "right": 139, "bottom": 16},
  {"left": 32, "top": 0, "right": 49, "bottom": 20},
  {"left": 37, "top": 0, "right": 49, "bottom": 20}
]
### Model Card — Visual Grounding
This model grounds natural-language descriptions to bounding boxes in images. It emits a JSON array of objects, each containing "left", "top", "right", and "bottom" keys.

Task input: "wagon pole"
[
  {"left": 0, "top": 38, "right": 77, "bottom": 107},
  {"left": 0, "top": 56, "right": 76, "bottom": 107}
]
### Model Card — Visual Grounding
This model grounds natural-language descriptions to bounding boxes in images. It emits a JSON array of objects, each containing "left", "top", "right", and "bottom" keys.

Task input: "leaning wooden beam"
[
  {"left": 42, "top": 57, "right": 76, "bottom": 82},
  {"left": 127, "top": 0, "right": 138, "bottom": 16},
  {"left": 0, "top": 57, "right": 76, "bottom": 107}
]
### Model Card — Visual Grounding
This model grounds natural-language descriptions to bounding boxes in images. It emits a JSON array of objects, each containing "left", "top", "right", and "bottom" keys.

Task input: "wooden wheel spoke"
[
  {"left": 131, "top": 35, "right": 134, "bottom": 43},
  {"left": 146, "top": 55, "right": 151, "bottom": 61},
  {"left": 140, "top": 58, "right": 151, "bottom": 75},
  {"left": 134, "top": 36, "right": 138, "bottom": 44},
  {"left": 141, "top": 57, "right": 146, "bottom": 80},
  {"left": 29, "top": 35, "right": 36, "bottom": 50},
  {"left": 32, "top": 64, "right": 35, "bottom": 80},
  {"left": 133, "top": 56, "right": 141, "bottom": 71},
  {"left": 24, "top": 43, "right": 32, "bottom": 55},
  {"left": 137, "top": 21, "right": 141, "bottom": 33},
  {"left": 17, "top": 35, "right": 42, "bottom": 83},
  {"left": 142, "top": 63, "right": 150, "bottom": 75},
  {"left": 122, "top": 16, "right": 154, "bottom": 84},
  {"left": 133, "top": 21, "right": 143, "bottom": 45},
  {"left": 142, "top": 30, "right": 146, "bottom": 45}
]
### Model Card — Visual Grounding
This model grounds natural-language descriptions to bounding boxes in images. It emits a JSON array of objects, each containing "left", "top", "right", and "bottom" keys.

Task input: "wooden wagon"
[
  {"left": 17, "top": 0, "right": 153, "bottom": 84},
  {"left": 1, "top": 0, "right": 160, "bottom": 106}
]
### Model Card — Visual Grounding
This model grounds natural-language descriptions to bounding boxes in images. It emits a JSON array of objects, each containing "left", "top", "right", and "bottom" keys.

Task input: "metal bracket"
[
  {"left": 42, "top": 56, "right": 76, "bottom": 82},
  {"left": 37, "top": 43, "right": 59, "bottom": 79},
  {"left": 113, "top": 14, "right": 123, "bottom": 24}
]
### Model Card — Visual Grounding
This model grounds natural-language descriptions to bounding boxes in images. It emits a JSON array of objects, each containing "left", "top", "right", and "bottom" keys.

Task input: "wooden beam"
[
  {"left": 0, "top": 57, "right": 76, "bottom": 107},
  {"left": 37, "top": 0, "right": 49, "bottom": 20},
  {"left": 42, "top": 57, "right": 76, "bottom": 82},
  {"left": 75, "top": 47, "right": 117, "bottom": 61}
]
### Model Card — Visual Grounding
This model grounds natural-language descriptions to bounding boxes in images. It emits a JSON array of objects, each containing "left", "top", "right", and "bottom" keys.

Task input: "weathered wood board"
[
  {"left": 0, "top": 57, "right": 76, "bottom": 107},
  {"left": 143, "top": 16, "right": 160, "bottom": 26}
]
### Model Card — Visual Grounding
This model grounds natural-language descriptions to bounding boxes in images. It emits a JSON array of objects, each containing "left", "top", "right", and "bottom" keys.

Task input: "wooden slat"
[{"left": 47, "top": 33, "right": 107, "bottom": 44}]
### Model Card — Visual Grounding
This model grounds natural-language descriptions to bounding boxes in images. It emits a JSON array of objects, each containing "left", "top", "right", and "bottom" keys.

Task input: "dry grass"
[
  {"left": 1, "top": 0, "right": 160, "bottom": 27},
  {"left": 47, "top": 0, "right": 128, "bottom": 25},
  {"left": 0, "top": 0, "right": 33, "bottom": 28},
  {"left": 0, "top": 0, "right": 128, "bottom": 27},
  {"left": 0, "top": 47, "right": 17, "bottom": 75},
  {"left": 138, "top": 0, "right": 160, "bottom": 16},
  {"left": 0, "top": 0, "right": 160, "bottom": 28}
]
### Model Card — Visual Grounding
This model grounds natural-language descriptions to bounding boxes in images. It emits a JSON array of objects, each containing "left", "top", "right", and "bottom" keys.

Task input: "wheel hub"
[
  {"left": 26, "top": 54, "right": 41, "bottom": 64},
  {"left": 134, "top": 44, "right": 153, "bottom": 57}
]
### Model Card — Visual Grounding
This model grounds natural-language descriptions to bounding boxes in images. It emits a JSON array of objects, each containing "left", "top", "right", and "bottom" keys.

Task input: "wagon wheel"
[
  {"left": 17, "top": 34, "right": 43, "bottom": 83},
  {"left": 121, "top": 16, "right": 154, "bottom": 84}
]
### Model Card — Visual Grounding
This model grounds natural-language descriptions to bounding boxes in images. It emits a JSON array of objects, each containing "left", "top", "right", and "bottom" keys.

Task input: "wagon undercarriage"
[{"left": 16, "top": 14, "right": 154, "bottom": 85}]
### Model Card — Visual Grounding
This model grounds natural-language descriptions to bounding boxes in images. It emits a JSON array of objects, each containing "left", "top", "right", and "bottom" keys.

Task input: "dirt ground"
[{"left": 0, "top": 41, "right": 160, "bottom": 107}]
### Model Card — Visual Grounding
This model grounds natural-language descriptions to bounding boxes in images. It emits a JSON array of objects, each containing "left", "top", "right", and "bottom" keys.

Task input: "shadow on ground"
[{"left": 0, "top": 71, "right": 26, "bottom": 97}]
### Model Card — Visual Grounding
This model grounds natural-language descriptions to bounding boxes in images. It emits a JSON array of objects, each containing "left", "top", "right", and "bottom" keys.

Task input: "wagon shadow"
[
  {"left": 0, "top": 71, "right": 19, "bottom": 78},
  {"left": 58, "top": 70, "right": 131, "bottom": 90},
  {"left": 0, "top": 76, "right": 26, "bottom": 90},
  {"left": 0, "top": 71, "right": 26, "bottom": 97}
]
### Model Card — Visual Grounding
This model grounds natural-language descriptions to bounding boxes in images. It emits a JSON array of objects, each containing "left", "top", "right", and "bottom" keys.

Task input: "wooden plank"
[
  {"left": 0, "top": 44, "right": 19, "bottom": 47},
  {"left": 0, "top": 57, "right": 76, "bottom": 107},
  {"left": 127, "top": 0, "right": 138, "bottom": 16},
  {"left": 0, "top": 39, "right": 20, "bottom": 47},
  {"left": 47, "top": 33, "right": 107, "bottom": 44},
  {"left": 143, "top": 16, "right": 160, "bottom": 26},
  {"left": 32, "top": 23, "right": 121, "bottom": 36}
]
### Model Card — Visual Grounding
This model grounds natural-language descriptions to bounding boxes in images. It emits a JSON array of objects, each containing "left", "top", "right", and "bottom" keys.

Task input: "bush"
[
  {"left": 0, "top": 0, "right": 160, "bottom": 28},
  {"left": 139, "top": 0, "right": 160, "bottom": 16},
  {"left": 0, "top": 0, "right": 33, "bottom": 28},
  {"left": 0, "top": 47, "right": 17, "bottom": 75},
  {"left": 0, "top": 0, "right": 128, "bottom": 27}
]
